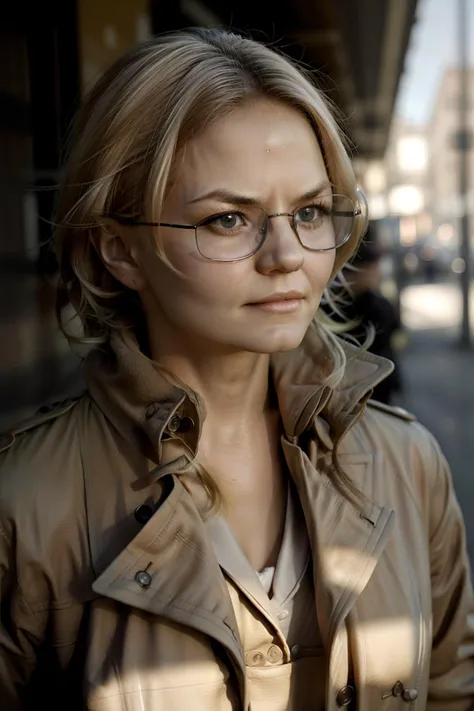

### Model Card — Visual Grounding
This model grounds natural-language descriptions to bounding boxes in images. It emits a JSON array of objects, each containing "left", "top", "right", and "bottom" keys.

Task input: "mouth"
[
  {"left": 249, "top": 291, "right": 305, "bottom": 305},
  {"left": 246, "top": 291, "right": 306, "bottom": 313}
]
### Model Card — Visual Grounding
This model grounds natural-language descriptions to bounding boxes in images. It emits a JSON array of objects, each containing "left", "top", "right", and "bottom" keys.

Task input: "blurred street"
[{"left": 398, "top": 282, "right": 474, "bottom": 565}]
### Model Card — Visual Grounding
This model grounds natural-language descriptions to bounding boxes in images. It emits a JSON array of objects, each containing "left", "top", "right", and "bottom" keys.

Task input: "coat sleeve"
[
  {"left": 425, "top": 432, "right": 474, "bottom": 709},
  {"left": 0, "top": 517, "right": 45, "bottom": 710},
  {"left": 0, "top": 400, "right": 83, "bottom": 709}
]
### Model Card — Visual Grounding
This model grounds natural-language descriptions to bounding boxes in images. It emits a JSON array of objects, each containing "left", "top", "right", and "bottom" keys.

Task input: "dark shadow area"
[{"left": 0, "top": 270, "right": 84, "bottom": 430}]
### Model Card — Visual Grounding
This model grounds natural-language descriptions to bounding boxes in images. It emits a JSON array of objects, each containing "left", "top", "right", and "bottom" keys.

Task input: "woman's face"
[{"left": 134, "top": 99, "right": 336, "bottom": 355}]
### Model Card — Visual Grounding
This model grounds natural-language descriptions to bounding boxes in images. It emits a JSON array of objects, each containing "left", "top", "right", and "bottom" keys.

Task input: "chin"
[{"left": 236, "top": 324, "right": 309, "bottom": 354}]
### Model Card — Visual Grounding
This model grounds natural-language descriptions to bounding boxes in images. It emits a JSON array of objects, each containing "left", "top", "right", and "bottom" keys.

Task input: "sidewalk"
[{"left": 398, "top": 282, "right": 474, "bottom": 566}]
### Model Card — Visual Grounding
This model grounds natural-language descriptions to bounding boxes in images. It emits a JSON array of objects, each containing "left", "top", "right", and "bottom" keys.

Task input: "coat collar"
[{"left": 85, "top": 323, "right": 394, "bottom": 465}]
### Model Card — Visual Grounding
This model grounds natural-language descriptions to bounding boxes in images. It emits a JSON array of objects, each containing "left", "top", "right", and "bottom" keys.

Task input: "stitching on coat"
[{"left": 174, "top": 530, "right": 207, "bottom": 558}]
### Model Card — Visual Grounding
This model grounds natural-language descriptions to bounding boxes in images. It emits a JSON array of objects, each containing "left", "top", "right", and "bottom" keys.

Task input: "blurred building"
[
  {"left": 430, "top": 68, "right": 474, "bottom": 236},
  {"left": 0, "top": 0, "right": 419, "bottom": 425},
  {"left": 367, "top": 116, "right": 430, "bottom": 227},
  {"left": 361, "top": 66, "right": 474, "bottom": 283}
]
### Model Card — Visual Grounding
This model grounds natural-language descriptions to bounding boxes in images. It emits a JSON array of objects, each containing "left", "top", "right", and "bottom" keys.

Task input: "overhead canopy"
[{"left": 171, "top": 0, "right": 419, "bottom": 158}]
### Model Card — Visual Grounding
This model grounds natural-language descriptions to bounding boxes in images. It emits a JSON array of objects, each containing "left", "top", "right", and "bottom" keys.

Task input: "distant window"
[
  {"left": 396, "top": 137, "right": 428, "bottom": 172},
  {"left": 389, "top": 185, "right": 425, "bottom": 215}
]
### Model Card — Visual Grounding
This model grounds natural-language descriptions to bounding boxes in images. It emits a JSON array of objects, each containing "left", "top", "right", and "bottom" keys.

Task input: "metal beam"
[{"left": 376, "top": 0, "right": 410, "bottom": 119}]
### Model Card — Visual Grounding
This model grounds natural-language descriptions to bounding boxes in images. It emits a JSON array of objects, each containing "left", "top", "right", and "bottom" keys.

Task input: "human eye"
[
  {"left": 201, "top": 211, "right": 247, "bottom": 235},
  {"left": 295, "top": 202, "right": 332, "bottom": 228},
  {"left": 295, "top": 203, "right": 331, "bottom": 225}
]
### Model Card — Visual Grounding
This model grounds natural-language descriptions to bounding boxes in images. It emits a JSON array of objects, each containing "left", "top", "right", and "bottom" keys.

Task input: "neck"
[{"left": 148, "top": 330, "right": 274, "bottom": 434}]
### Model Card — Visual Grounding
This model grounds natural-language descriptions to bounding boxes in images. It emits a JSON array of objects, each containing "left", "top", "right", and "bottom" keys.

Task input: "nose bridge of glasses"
[{"left": 264, "top": 211, "right": 299, "bottom": 239}]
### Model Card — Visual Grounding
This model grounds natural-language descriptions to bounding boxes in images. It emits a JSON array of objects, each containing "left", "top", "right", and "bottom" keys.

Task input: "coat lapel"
[
  {"left": 90, "top": 475, "right": 246, "bottom": 696},
  {"left": 281, "top": 437, "right": 395, "bottom": 648}
]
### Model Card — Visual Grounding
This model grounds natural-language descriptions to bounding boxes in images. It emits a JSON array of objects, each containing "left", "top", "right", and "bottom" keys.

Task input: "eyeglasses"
[{"left": 105, "top": 193, "right": 360, "bottom": 262}]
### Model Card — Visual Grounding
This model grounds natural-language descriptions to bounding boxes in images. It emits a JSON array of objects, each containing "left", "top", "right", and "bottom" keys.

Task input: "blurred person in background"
[
  {"left": 0, "top": 28, "right": 473, "bottom": 711},
  {"left": 340, "top": 226, "right": 407, "bottom": 404}
]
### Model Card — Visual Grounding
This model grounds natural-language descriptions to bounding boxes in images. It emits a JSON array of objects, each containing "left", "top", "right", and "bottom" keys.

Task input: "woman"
[{"left": 0, "top": 28, "right": 473, "bottom": 711}]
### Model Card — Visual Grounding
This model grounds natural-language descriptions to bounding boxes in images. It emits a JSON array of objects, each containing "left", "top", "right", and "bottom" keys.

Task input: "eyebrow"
[{"left": 188, "top": 181, "right": 333, "bottom": 206}]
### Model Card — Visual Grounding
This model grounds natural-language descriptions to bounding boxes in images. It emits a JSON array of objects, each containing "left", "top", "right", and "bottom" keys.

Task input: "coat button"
[
  {"left": 336, "top": 685, "right": 354, "bottom": 707},
  {"left": 167, "top": 415, "right": 195, "bottom": 434},
  {"left": 392, "top": 681, "right": 404, "bottom": 697},
  {"left": 135, "top": 570, "right": 152, "bottom": 588},
  {"left": 290, "top": 644, "right": 301, "bottom": 659},
  {"left": 168, "top": 415, "right": 182, "bottom": 432},
  {"left": 277, "top": 609, "right": 289, "bottom": 621},
  {"left": 134, "top": 504, "right": 153, "bottom": 525},
  {"left": 245, "top": 650, "right": 264, "bottom": 666},
  {"left": 402, "top": 688, "right": 418, "bottom": 702},
  {"left": 267, "top": 645, "right": 283, "bottom": 664}
]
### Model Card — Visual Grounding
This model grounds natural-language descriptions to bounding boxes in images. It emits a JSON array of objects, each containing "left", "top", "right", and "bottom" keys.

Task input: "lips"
[{"left": 249, "top": 291, "right": 305, "bottom": 305}]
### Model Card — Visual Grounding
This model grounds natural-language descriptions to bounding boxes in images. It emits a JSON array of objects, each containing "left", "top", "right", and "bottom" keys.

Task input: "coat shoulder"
[
  {"left": 0, "top": 393, "right": 99, "bottom": 611},
  {"left": 0, "top": 394, "right": 89, "bottom": 532},
  {"left": 360, "top": 398, "right": 447, "bottom": 502},
  {"left": 365, "top": 399, "right": 417, "bottom": 423},
  {"left": 0, "top": 395, "right": 83, "bottom": 454},
  {"left": 362, "top": 398, "right": 432, "bottom": 453}
]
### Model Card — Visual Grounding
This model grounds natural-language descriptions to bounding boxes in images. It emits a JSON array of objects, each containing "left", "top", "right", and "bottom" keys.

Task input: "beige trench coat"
[{"left": 0, "top": 327, "right": 473, "bottom": 710}]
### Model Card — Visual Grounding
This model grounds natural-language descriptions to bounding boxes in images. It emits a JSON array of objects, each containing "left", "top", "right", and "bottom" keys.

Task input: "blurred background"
[{"left": 1, "top": 0, "right": 473, "bottom": 558}]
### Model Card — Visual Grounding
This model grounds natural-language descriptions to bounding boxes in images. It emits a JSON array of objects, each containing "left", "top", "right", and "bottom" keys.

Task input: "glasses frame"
[{"left": 105, "top": 193, "right": 361, "bottom": 262}]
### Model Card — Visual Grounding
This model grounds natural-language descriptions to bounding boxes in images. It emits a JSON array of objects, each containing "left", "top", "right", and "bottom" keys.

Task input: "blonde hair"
[{"left": 54, "top": 28, "right": 368, "bottom": 505}]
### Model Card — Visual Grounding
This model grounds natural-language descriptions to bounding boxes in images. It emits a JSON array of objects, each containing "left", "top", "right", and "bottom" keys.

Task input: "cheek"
[
  {"left": 306, "top": 252, "right": 336, "bottom": 292},
  {"left": 142, "top": 244, "right": 245, "bottom": 310}
]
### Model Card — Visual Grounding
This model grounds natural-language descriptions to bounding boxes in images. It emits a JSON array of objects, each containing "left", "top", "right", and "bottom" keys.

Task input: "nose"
[{"left": 254, "top": 214, "right": 304, "bottom": 275}]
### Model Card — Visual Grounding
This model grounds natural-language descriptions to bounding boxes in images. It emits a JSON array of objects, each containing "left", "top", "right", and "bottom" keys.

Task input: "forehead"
[{"left": 171, "top": 99, "right": 329, "bottom": 199}]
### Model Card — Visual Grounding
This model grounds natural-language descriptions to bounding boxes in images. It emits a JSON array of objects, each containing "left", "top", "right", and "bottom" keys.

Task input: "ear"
[{"left": 94, "top": 219, "right": 146, "bottom": 292}]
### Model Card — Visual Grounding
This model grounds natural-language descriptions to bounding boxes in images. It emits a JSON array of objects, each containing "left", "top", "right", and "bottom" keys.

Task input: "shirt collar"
[{"left": 205, "top": 483, "right": 309, "bottom": 618}]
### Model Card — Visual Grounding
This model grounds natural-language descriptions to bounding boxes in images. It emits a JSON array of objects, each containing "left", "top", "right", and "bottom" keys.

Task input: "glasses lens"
[
  {"left": 332, "top": 194, "right": 356, "bottom": 247},
  {"left": 196, "top": 207, "right": 267, "bottom": 261},
  {"left": 295, "top": 194, "right": 356, "bottom": 251}
]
